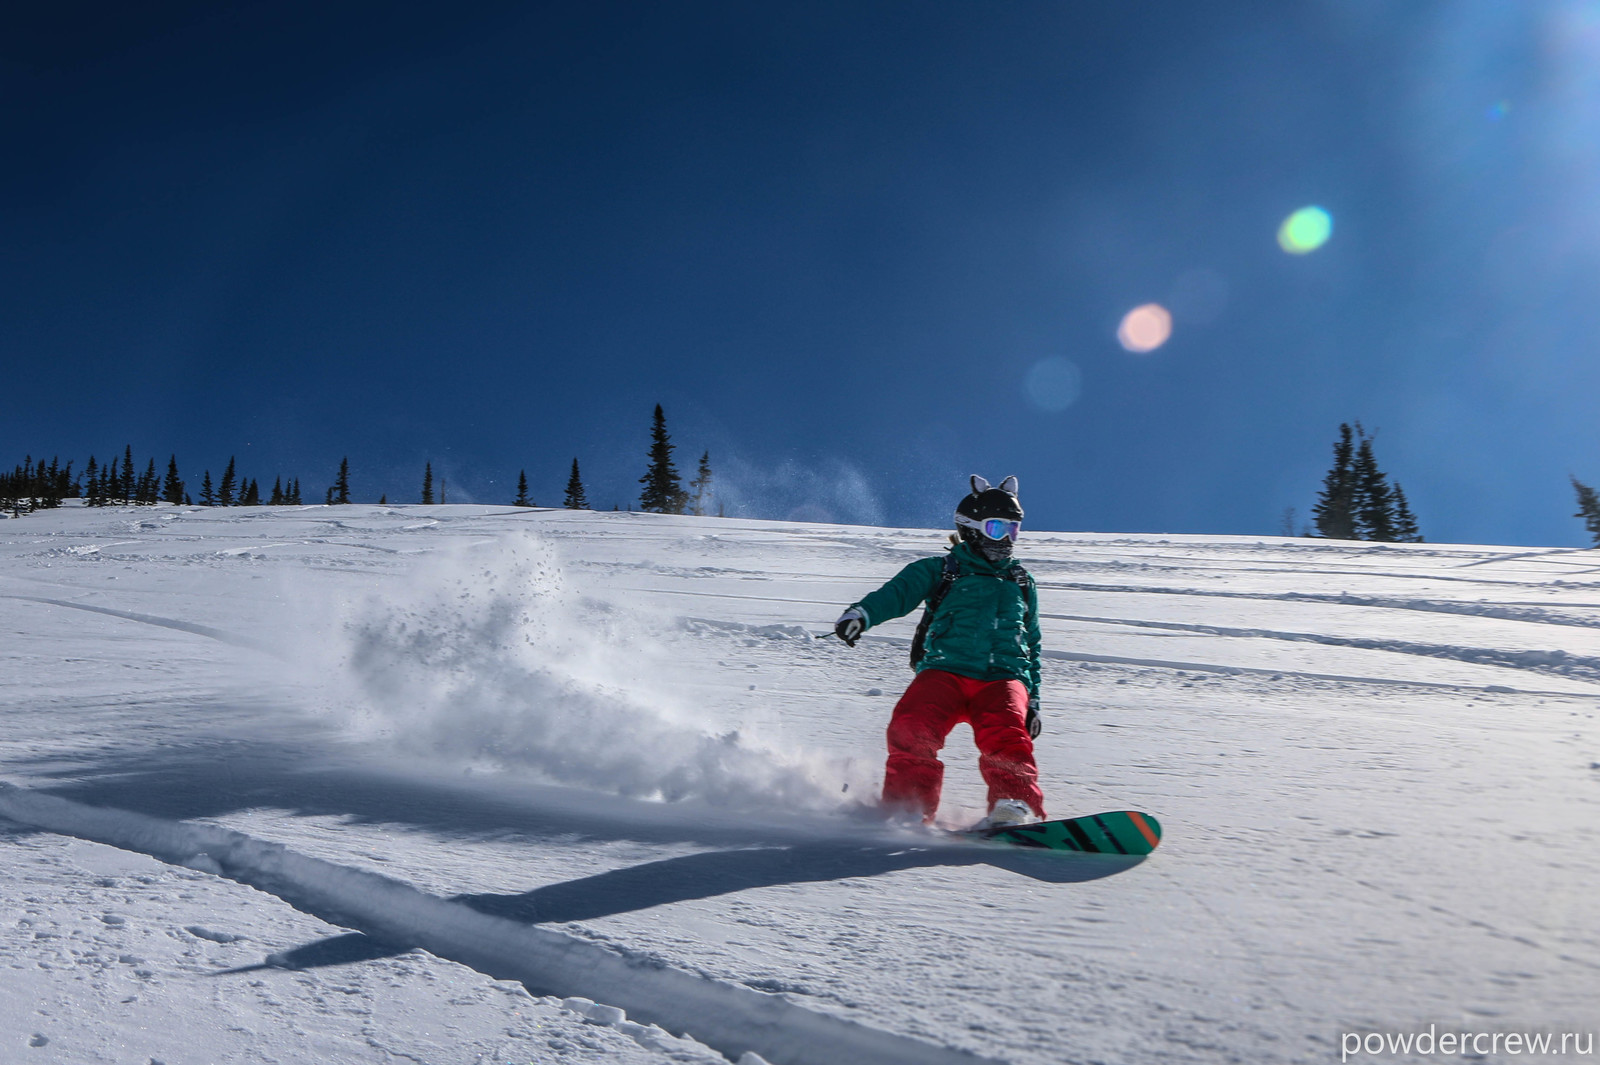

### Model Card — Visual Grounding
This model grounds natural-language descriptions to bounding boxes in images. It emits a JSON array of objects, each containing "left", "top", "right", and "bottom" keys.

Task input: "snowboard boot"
[{"left": 973, "top": 799, "right": 1036, "bottom": 834}]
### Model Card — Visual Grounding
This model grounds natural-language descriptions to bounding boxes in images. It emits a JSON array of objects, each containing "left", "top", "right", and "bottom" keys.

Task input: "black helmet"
[
  {"left": 955, "top": 475, "right": 1022, "bottom": 560},
  {"left": 956, "top": 474, "right": 1023, "bottom": 523}
]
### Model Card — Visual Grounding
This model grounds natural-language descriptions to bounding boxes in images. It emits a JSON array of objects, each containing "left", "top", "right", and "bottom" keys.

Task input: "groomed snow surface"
[{"left": 1, "top": 504, "right": 1596, "bottom": 1064}]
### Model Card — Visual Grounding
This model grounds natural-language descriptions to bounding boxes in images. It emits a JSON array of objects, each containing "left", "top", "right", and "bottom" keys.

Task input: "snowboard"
[{"left": 975, "top": 810, "right": 1162, "bottom": 855}]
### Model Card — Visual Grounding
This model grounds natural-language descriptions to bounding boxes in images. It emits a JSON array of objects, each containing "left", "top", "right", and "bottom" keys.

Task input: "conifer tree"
[
  {"left": 1352, "top": 434, "right": 1397, "bottom": 542},
  {"left": 48, "top": 458, "right": 68, "bottom": 506},
  {"left": 689, "top": 451, "right": 713, "bottom": 516},
  {"left": 0, "top": 462, "right": 21, "bottom": 515},
  {"left": 1313, "top": 423, "right": 1419, "bottom": 543},
  {"left": 162, "top": 456, "right": 184, "bottom": 505},
  {"left": 1392, "top": 483, "right": 1422, "bottom": 543},
  {"left": 290, "top": 478, "right": 302, "bottom": 505},
  {"left": 30, "top": 457, "right": 43, "bottom": 509},
  {"left": 639, "top": 404, "right": 687, "bottom": 514},
  {"left": 138, "top": 458, "right": 158, "bottom": 504},
  {"left": 98, "top": 463, "right": 115, "bottom": 505},
  {"left": 1312, "top": 424, "right": 1357, "bottom": 539},
  {"left": 15, "top": 457, "right": 35, "bottom": 511},
  {"left": 120, "top": 446, "right": 136, "bottom": 504},
  {"left": 421, "top": 462, "right": 435, "bottom": 505},
  {"left": 242, "top": 478, "right": 261, "bottom": 506},
  {"left": 218, "top": 457, "right": 237, "bottom": 507},
  {"left": 269, "top": 477, "right": 284, "bottom": 506},
  {"left": 29, "top": 457, "right": 44, "bottom": 509},
  {"left": 1574, "top": 476, "right": 1600, "bottom": 546},
  {"left": 563, "top": 458, "right": 589, "bottom": 509},
  {"left": 334, "top": 458, "right": 351, "bottom": 505},
  {"left": 6, "top": 459, "right": 32, "bottom": 513},
  {"left": 84, "top": 456, "right": 100, "bottom": 506},
  {"left": 514, "top": 470, "right": 533, "bottom": 507},
  {"left": 41, "top": 458, "right": 61, "bottom": 508},
  {"left": 378, "top": 493, "right": 387, "bottom": 505},
  {"left": 200, "top": 471, "right": 216, "bottom": 506}
]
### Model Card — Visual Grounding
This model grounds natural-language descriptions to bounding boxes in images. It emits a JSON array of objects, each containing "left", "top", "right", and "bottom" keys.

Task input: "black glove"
[
  {"left": 834, "top": 608, "right": 864, "bottom": 647},
  {"left": 1025, "top": 697, "right": 1042, "bottom": 739}
]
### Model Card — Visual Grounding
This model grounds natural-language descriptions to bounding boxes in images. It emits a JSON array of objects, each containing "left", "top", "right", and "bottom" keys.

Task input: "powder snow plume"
[{"left": 322, "top": 532, "right": 836, "bottom": 810}]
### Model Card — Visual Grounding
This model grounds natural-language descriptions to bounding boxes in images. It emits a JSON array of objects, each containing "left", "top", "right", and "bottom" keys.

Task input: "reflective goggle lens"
[{"left": 981, "top": 518, "right": 1021, "bottom": 541}]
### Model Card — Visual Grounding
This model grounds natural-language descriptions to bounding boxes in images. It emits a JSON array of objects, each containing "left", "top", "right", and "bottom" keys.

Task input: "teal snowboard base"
[{"left": 977, "top": 810, "right": 1162, "bottom": 855}]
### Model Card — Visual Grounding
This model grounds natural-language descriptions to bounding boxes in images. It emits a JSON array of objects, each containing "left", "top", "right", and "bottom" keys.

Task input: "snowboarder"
[{"left": 833, "top": 475, "right": 1045, "bottom": 831}]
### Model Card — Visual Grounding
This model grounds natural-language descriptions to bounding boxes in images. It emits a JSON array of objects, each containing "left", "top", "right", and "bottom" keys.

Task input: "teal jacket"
[{"left": 851, "top": 541, "right": 1041, "bottom": 698}]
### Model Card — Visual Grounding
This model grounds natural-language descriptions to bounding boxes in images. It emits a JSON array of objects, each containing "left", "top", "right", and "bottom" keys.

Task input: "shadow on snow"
[{"left": 9, "top": 702, "right": 1144, "bottom": 975}]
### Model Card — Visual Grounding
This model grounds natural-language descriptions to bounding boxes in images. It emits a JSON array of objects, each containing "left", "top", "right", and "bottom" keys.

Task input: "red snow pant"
[{"left": 881, "top": 669, "right": 1046, "bottom": 823}]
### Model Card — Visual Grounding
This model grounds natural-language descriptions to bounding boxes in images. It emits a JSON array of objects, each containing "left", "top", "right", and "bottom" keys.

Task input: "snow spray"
[{"left": 323, "top": 532, "right": 835, "bottom": 809}]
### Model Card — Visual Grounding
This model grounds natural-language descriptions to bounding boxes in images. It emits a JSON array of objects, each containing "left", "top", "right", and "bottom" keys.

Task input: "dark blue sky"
[{"left": 6, "top": 2, "right": 1599, "bottom": 544}]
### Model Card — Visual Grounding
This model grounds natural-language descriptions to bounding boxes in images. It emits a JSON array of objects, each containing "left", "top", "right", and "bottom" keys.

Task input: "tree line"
[
  {"left": 0, "top": 446, "right": 308, "bottom": 515},
  {"left": 11, "top": 411, "right": 1600, "bottom": 544},
  {"left": 2, "top": 405, "right": 719, "bottom": 519}
]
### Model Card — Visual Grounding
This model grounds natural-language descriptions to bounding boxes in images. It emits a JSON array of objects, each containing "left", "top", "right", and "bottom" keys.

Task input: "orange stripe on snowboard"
[{"left": 1126, "top": 811, "right": 1160, "bottom": 849}]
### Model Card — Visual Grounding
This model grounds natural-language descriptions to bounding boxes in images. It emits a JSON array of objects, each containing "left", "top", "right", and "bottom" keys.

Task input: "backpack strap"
[
  {"left": 909, "top": 554, "right": 962, "bottom": 668},
  {"left": 1008, "top": 564, "right": 1035, "bottom": 625}
]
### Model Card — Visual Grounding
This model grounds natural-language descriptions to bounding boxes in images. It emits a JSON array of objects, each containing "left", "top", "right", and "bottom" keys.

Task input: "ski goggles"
[{"left": 955, "top": 514, "right": 1021, "bottom": 541}]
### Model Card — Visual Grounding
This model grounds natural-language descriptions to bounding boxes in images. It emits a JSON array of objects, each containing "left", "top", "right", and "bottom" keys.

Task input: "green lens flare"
[{"left": 1277, "top": 206, "right": 1332, "bottom": 254}]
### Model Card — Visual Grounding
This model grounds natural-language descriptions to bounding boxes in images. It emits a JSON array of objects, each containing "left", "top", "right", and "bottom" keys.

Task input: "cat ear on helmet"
[
  {"left": 999, "top": 476, "right": 1019, "bottom": 495},
  {"left": 969, "top": 475, "right": 991, "bottom": 495}
]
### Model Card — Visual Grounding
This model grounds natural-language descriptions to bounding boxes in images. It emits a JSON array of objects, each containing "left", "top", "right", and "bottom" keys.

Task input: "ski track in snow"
[
  {"left": 0, "top": 594, "right": 272, "bottom": 653},
  {"left": 577, "top": 590, "right": 1600, "bottom": 695},
  {"left": 1041, "top": 611, "right": 1600, "bottom": 687},
  {"left": 845, "top": 629, "right": 1600, "bottom": 699},
  {"left": 1035, "top": 580, "right": 1600, "bottom": 629},
  {"left": 0, "top": 783, "right": 995, "bottom": 1065}
]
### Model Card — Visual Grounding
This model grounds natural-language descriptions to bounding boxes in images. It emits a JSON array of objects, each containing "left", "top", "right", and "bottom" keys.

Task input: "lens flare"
[
  {"left": 1024, "top": 356, "right": 1082, "bottom": 411},
  {"left": 1116, "top": 303, "right": 1172, "bottom": 353},
  {"left": 1278, "top": 206, "right": 1333, "bottom": 254}
]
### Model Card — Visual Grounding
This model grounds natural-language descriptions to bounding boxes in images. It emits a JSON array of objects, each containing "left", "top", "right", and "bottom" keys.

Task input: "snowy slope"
[{"left": 2, "top": 504, "right": 1597, "bottom": 1064}]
